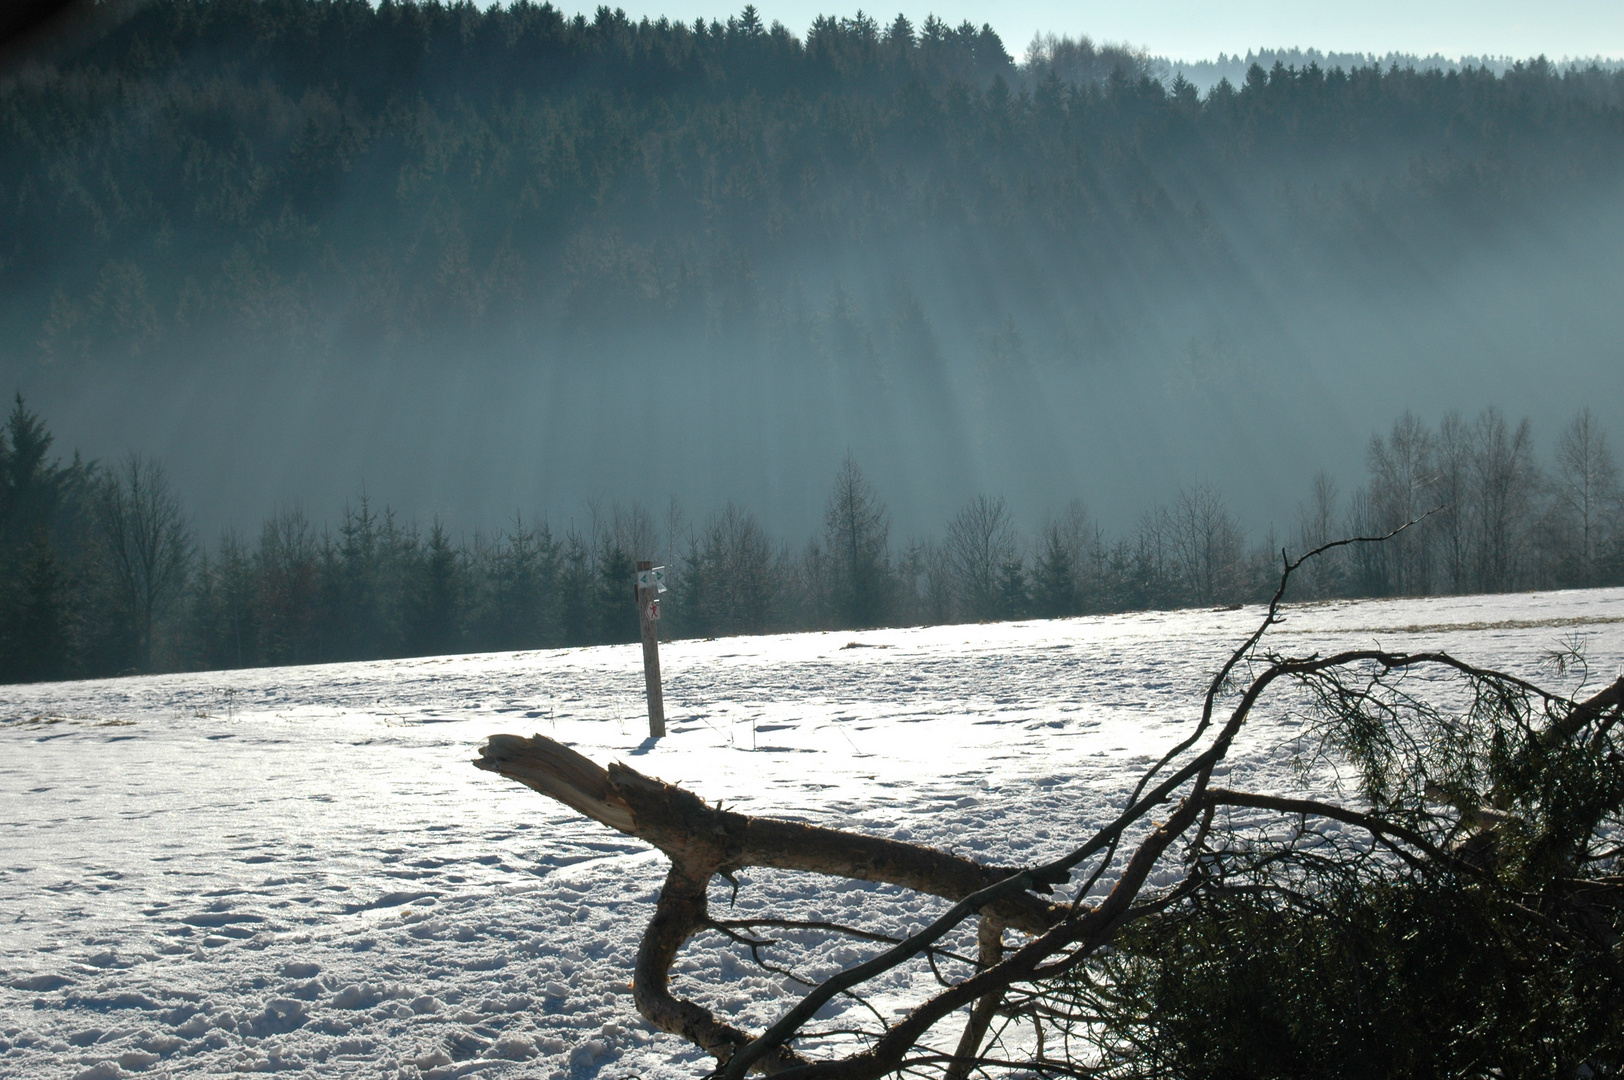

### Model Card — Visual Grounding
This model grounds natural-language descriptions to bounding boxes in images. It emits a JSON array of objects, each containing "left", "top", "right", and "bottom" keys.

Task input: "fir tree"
[{"left": 821, "top": 455, "right": 894, "bottom": 629}]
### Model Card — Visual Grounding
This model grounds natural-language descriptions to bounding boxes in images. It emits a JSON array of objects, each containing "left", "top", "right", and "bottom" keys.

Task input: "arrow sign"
[{"left": 636, "top": 566, "right": 669, "bottom": 592}]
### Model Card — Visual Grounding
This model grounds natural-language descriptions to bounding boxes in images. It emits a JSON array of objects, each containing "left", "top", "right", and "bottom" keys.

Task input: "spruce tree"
[
  {"left": 410, "top": 519, "right": 462, "bottom": 657},
  {"left": 558, "top": 531, "right": 594, "bottom": 645},
  {"left": 593, "top": 540, "right": 639, "bottom": 645},
  {"left": 821, "top": 455, "right": 894, "bottom": 628},
  {"left": 1031, "top": 522, "right": 1078, "bottom": 618}
]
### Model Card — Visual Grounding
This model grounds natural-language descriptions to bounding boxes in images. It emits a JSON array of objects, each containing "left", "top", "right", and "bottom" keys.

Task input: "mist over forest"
[{"left": 3, "top": 0, "right": 1622, "bottom": 551}]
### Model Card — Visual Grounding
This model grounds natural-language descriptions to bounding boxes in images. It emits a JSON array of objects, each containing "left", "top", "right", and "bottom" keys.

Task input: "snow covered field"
[{"left": 3, "top": 588, "right": 1622, "bottom": 1080}]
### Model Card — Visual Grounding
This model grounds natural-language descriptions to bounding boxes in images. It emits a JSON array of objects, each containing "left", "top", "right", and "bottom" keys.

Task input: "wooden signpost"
[{"left": 635, "top": 561, "right": 666, "bottom": 737}]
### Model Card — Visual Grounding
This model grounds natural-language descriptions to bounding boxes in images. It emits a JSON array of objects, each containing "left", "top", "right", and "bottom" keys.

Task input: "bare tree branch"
[{"left": 473, "top": 515, "right": 1624, "bottom": 1077}]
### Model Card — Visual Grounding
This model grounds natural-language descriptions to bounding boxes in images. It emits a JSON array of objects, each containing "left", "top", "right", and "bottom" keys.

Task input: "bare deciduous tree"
[
  {"left": 94, "top": 453, "right": 190, "bottom": 671},
  {"left": 1432, "top": 410, "right": 1473, "bottom": 592},
  {"left": 1468, "top": 407, "right": 1539, "bottom": 593},
  {"left": 1294, "top": 470, "right": 1341, "bottom": 599},
  {"left": 590, "top": 499, "right": 659, "bottom": 564},
  {"left": 943, "top": 495, "right": 1018, "bottom": 621},
  {"left": 1552, "top": 407, "right": 1620, "bottom": 586},
  {"left": 1362, "top": 411, "right": 1436, "bottom": 595},
  {"left": 1169, "top": 480, "right": 1243, "bottom": 606}
]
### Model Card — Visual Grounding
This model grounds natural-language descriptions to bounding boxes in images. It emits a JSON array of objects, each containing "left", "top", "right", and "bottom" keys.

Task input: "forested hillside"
[
  {"left": 4, "top": 0, "right": 1623, "bottom": 538},
  {"left": 3, "top": 1, "right": 1624, "bottom": 681}
]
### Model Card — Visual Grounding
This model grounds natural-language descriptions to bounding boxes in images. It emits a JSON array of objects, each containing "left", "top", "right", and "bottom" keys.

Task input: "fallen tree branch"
[
  {"left": 471, "top": 519, "right": 1624, "bottom": 1077},
  {"left": 475, "top": 735, "right": 1061, "bottom": 937},
  {"left": 473, "top": 735, "right": 1063, "bottom": 1072}
]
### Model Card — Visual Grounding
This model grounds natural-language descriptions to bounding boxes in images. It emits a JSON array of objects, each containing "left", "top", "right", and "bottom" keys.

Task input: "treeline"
[
  {"left": 3, "top": 397, "right": 1620, "bottom": 684},
  {"left": 1155, "top": 47, "right": 1624, "bottom": 93}
]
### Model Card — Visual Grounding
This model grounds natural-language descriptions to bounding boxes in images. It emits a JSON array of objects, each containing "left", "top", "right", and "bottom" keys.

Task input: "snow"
[{"left": 3, "top": 588, "right": 1621, "bottom": 1078}]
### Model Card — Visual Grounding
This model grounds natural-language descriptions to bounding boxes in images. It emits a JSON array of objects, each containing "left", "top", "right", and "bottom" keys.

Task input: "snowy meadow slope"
[{"left": 3, "top": 589, "right": 1622, "bottom": 1079}]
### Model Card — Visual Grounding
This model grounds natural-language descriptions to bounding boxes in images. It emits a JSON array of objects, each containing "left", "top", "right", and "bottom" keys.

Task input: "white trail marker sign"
[{"left": 635, "top": 561, "right": 666, "bottom": 737}]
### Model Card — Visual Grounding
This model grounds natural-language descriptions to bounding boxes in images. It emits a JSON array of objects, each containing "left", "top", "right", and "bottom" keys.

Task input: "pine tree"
[
  {"left": 559, "top": 531, "right": 594, "bottom": 645},
  {"left": 996, "top": 558, "right": 1028, "bottom": 619},
  {"left": 257, "top": 511, "right": 316, "bottom": 665},
  {"left": 474, "top": 515, "right": 560, "bottom": 651},
  {"left": 0, "top": 396, "right": 97, "bottom": 682},
  {"left": 593, "top": 540, "right": 639, "bottom": 645},
  {"left": 1031, "top": 522, "right": 1079, "bottom": 618},
  {"left": 821, "top": 455, "right": 894, "bottom": 629},
  {"left": 410, "top": 519, "right": 462, "bottom": 657},
  {"left": 2, "top": 535, "right": 71, "bottom": 682}
]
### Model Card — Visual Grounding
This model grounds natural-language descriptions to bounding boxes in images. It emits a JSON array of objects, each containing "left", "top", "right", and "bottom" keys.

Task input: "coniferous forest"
[{"left": 3, "top": 1, "right": 1624, "bottom": 682}]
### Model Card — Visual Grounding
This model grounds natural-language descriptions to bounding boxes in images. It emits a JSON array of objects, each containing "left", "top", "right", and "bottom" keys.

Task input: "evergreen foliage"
[
  {"left": 821, "top": 454, "right": 895, "bottom": 629},
  {"left": 1057, "top": 638, "right": 1624, "bottom": 1075},
  {"left": 0, "top": 395, "right": 96, "bottom": 682}
]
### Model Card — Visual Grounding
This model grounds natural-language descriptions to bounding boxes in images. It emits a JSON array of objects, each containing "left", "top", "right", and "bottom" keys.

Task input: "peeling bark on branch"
[
  {"left": 473, "top": 734, "right": 1062, "bottom": 1072},
  {"left": 634, "top": 862, "right": 811, "bottom": 1072},
  {"left": 475, "top": 734, "right": 1061, "bottom": 937}
]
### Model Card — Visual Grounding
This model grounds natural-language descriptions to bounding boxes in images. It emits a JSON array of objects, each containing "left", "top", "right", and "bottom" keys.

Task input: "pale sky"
[{"left": 569, "top": 0, "right": 1624, "bottom": 62}]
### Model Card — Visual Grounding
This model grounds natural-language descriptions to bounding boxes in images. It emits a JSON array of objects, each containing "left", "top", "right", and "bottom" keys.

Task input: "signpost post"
[{"left": 635, "top": 561, "right": 666, "bottom": 737}]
